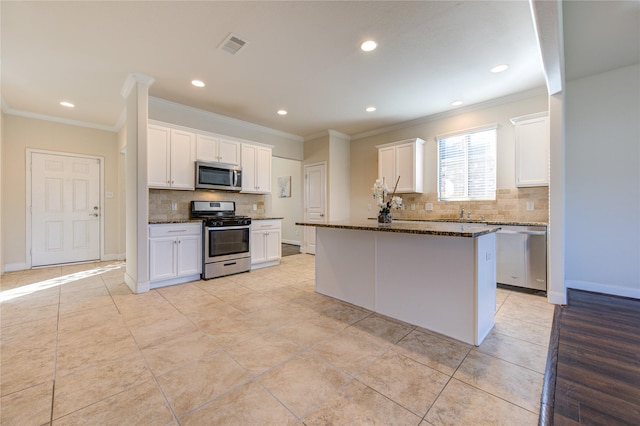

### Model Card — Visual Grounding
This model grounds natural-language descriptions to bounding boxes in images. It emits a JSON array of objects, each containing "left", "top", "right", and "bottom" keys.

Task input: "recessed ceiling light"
[
  {"left": 60, "top": 101, "right": 75, "bottom": 108},
  {"left": 490, "top": 64, "right": 509, "bottom": 73},
  {"left": 277, "top": 110, "right": 288, "bottom": 116},
  {"left": 451, "top": 100, "right": 463, "bottom": 107},
  {"left": 360, "top": 40, "right": 377, "bottom": 52},
  {"left": 365, "top": 106, "right": 376, "bottom": 112},
  {"left": 191, "top": 80, "right": 205, "bottom": 87}
]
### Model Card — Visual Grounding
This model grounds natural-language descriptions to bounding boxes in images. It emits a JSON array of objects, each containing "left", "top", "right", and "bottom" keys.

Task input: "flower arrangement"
[{"left": 372, "top": 176, "right": 403, "bottom": 223}]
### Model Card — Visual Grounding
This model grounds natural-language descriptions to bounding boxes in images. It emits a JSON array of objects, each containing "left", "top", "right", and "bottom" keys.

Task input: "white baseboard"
[
  {"left": 547, "top": 289, "right": 567, "bottom": 305},
  {"left": 124, "top": 272, "right": 149, "bottom": 294},
  {"left": 4, "top": 263, "right": 28, "bottom": 272},
  {"left": 565, "top": 279, "right": 640, "bottom": 300},
  {"left": 101, "top": 253, "right": 125, "bottom": 261},
  {"left": 282, "top": 239, "right": 301, "bottom": 246}
]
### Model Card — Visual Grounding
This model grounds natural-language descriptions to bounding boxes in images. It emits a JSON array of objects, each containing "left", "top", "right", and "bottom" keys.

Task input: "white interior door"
[
  {"left": 31, "top": 152, "right": 101, "bottom": 267},
  {"left": 303, "top": 162, "right": 326, "bottom": 255}
]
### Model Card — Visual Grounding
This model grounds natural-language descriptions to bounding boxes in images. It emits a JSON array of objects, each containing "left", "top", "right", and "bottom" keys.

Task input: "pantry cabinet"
[
  {"left": 241, "top": 144, "right": 272, "bottom": 194},
  {"left": 148, "top": 124, "right": 196, "bottom": 190},
  {"left": 376, "top": 138, "right": 424, "bottom": 193},
  {"left": 251, "top": 220, "right": 281, "bottom": 269},
  {"left": 196, "top": 134, "right": 240, "bottom": 165},
  {"left": 511, "top": 112, "right": 549, "bottom": 187},
  {"left": 149, "top": 223, "right": 201, "bottom": 287}
]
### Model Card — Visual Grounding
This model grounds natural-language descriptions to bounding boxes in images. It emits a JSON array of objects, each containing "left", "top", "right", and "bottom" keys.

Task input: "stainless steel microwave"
[{"left": 195, "top": 161, "right": 242, "bottom": 191}]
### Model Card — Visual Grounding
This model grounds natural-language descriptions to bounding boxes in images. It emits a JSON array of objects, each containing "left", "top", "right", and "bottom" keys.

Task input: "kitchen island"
[{"left": 295, "top": 220, "right": 501, "bottom": 345}]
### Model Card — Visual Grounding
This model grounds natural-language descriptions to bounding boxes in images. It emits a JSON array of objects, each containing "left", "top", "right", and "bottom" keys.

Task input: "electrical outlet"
[
  {"left": 171, "top": 203, "right": 177, "bottom": 211},
  {"left": 252, "top": 204, "right": 257, "bottom": 211},
  {"left": 367, "top": 203, "right": 372, "bottom": 211},
  {"left": 425, "top": 203, "right": 433, "bottom": 211},
  {"left": 526, "top": 201, "right": 534, "bottom": 211},
  {"left": 411, "top": 204, "right": 416, "bottom": 211}
]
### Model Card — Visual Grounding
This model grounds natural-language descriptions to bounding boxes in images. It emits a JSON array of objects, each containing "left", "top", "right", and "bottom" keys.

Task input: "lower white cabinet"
[
  {"left": 251, "top": 220, "right": 281, "bottom": 269},
  {"left": 149, "top": 223, "right": 202, "bottom": 287}
]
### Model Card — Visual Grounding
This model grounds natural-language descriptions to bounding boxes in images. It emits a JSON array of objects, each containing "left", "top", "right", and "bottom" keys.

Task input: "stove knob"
[
  {"left": 245, "top": 219, "right": 251, "bottom": 225},
  {"left": 216, "top": 220, "right": 223, "bottom": 227}
]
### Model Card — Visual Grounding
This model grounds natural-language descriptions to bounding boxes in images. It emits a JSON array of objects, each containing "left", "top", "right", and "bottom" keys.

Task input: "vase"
[{"left": 377, "top": 211, "right": 392, "bottom": 225}]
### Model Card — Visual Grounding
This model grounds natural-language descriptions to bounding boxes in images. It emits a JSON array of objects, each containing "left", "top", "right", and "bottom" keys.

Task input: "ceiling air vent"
[{"left": 218, "top": 33, "right": 248, "bottom": 55}]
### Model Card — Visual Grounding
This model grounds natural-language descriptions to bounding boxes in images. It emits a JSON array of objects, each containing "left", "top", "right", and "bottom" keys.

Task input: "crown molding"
[
  {"left": 303, "top": 129, "right": 351, "bottom": 142},
  {"left": 148, "top": 97, "right": 303, "bottom": 143},
  {"left": 350, "top": 87, "right": 548, "bottom": 141},
  {"left": 120, "top": 73, "right": 155, "bottom": 98},
  {"left": 1, "top": 103, "right": 118, "bottom": 132}
]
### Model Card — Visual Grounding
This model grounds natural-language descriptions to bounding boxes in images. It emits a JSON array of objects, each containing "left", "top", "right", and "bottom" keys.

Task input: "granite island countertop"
[
  {"left": 392, "top": 218, "right": 548, "bottom": 227},
  {"left": 296, "top": 220, "right": 501, "bottom": 237}
]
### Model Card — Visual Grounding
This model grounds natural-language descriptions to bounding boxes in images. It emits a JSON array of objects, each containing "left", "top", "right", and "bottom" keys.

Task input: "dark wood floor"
[{"left": 541, "top": 289, "right": 640, "bottom": 425}]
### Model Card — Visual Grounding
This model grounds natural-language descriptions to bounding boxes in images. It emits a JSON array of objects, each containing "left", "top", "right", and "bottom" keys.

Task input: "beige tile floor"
[{"left": 0, "top": 254, "right": 553, "bottom": 425}]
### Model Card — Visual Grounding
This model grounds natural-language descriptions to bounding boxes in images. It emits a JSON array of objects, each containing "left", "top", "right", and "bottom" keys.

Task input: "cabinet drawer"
[
  {"left": 149, "top": 223, "right": 201, "bottom": 238},
  {"left": 251, "top": 220, "right": 281, "bottom": 231}
]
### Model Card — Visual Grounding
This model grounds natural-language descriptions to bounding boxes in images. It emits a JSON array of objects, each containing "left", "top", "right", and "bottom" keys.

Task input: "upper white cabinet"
[
  {"left": 148, "top": 124, "right": 196, "bottom": 190},
  {"left": 196, "top": 134, "right": 240, "bottom": 165},
  {"left": 376, "top": 138, "right": 425, "bottom": 193},
  {"left": 241, "top": 144, "right": 272, "bottom": 194},
  {"left": 511, "top": 112, "right": 549, "bottom": 187}
]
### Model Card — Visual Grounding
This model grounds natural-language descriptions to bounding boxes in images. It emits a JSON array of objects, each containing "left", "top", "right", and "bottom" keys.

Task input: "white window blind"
[{"left": 437, "top": 126, "right": 497, "bottom": 201}]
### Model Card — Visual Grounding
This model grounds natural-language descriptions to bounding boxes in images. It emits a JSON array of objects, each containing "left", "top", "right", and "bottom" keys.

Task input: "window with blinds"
[{"left": 437, "top": 126, "right": 497, "bottom": 201}]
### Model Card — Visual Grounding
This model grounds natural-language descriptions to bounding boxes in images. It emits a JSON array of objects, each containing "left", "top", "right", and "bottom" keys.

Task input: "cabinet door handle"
[{"left": 167, "top": 230, "right": 187, "bottom": 233}]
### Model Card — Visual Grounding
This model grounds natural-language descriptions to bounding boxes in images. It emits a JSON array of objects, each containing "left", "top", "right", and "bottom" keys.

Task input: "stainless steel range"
[{"left": 191, "top": 201, "right": 251, "bottom": 280}]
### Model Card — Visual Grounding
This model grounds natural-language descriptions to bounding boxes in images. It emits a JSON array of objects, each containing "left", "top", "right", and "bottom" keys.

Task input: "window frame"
[{"left": 436, "top": 124, "right": 498, "bottom": 202}]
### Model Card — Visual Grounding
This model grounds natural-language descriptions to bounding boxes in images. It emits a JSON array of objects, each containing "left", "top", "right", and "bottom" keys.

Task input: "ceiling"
[{"left": 1, "top": 1, "right": 637, "bottom": 138}]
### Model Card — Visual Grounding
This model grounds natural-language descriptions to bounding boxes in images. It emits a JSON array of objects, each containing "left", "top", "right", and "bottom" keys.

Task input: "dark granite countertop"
[
  {"left": 296, "top": 220, "right": 501, "bottom": 238},
  {"left": 149, "top": 219, "right": 203, "bottom": 225},
  {"left": 373, "top": 218, "right": 548, "bottom": 227}
]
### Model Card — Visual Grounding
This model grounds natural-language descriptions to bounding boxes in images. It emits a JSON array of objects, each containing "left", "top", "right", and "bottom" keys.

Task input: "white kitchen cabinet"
[
  {"left": 376, "top": 138, "right": 424, "bottom": 193},
  {"left": 511, "top": 112, "right": 549, "bottom": 187},
  {"left": 241, "top": 144, "right": 272, "bottom": 194},
  {"left": 148, "top": 124, "right": 196, "bottom": 190},
  {"left": 251, "top": 220, "right": 281, "bottom": 269},
  {"left": 149, "top": 223, "right": 202, "bottom": 287},
  {"left": 196, "top": 134, "right": 240, "bottom": 165}
]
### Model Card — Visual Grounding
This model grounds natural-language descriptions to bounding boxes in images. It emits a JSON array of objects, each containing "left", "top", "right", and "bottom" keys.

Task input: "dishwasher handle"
[{"left": 497, "top": 229, "right": 546, "bottom": 236}]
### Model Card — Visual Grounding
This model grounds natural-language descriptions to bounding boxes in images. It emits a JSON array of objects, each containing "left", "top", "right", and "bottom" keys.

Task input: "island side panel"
[
  {"left": 475, "top": 232, "right": 497, "bottom": 344},
  {"left": 315, "top": 227, "right": 376, "bottom": 310},
  {"left": 375, "top": 232, "right": 477, "bottom": 345}
]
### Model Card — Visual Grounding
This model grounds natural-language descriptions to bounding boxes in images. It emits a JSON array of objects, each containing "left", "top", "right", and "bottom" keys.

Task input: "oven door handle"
[{"left": 205, "top": 225, "right": 251, "bottom": 231}]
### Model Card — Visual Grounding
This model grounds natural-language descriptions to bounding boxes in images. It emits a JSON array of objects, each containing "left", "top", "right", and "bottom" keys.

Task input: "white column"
[{"left": 121, "top": 73, "right": 154, "bottom": 293}]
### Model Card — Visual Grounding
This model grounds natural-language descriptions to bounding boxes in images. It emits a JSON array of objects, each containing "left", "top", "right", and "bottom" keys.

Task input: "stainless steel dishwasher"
[{"left": 496, "top": 225, "right": 547, "bottom": 291}]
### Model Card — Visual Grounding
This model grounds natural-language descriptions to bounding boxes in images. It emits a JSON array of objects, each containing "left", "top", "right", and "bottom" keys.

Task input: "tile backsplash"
[
  {"left": 149, "top": 189, "right": 267, "bottom": 221},
  {"left": 392, "top": 186, "right": 549, "bottom": 223}
]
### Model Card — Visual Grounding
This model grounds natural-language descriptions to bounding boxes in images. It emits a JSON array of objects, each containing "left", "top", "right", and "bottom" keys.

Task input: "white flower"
[{"left": 371, "top": 178, "right": 403, "bottom": 214}]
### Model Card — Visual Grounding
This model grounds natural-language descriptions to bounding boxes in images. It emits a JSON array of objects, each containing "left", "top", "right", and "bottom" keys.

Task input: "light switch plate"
[
  {"left": 105, "top": 191, "right": 114, "bottom": 199},
  {"left": 425, "top": 203, "right": 433, "bottom": 211},
  {"left": 171, "top": 203, "right": 177, "bottom": 211}
]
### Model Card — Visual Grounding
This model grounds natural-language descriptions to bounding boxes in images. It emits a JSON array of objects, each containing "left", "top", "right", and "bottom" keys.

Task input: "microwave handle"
[{"left": 233, "top": 170, "right": 239, "bottom": 188}]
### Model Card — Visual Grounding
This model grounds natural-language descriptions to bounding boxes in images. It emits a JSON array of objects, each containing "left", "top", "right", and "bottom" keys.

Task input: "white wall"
[
  {"left": 564, "top": 64, "right": 640, "bottom": 298},
  {"left": 271, "top": 157, "right": 302, "bottom": 245}
]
